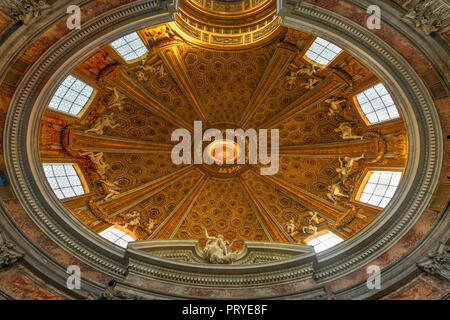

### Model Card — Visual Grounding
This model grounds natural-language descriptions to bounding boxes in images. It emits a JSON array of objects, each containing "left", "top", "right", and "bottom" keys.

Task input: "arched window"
[
  {"left": 43, "top": 164, "right": 85, "bottom": 199},
  {"left": 307, "top": 231, "right": 343, "bottom": 253},
  {"left": 111, "top": 32, "right": 148, "bottom": 62},
  {"left": 355, "top": 83, "right": 400, "bottom": 124},
  {"left": 99, "top": 226, "right": 135, "bottom": 248},
  {"left": 48, "top": 75, "right": 94, "bottom": 116},
  {"left": 305, "top": 37, "right": 343, "bottom": 66},
  {"left": 358, "top": 171, "right": 402, "bottom": 208}
]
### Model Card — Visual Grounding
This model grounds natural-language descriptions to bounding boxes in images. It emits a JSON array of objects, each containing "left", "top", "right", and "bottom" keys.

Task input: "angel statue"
[
  {"left": 202, "top": 227, "right": 238, "bottom": 264},
  {"left": 336, "top": 154, "right": 365, "bottom": 184},
  {"left": 325, "top": 97, "right": 347, "bottom": 117},
  {"left": 327, "top": 182, "right": 350, "bottom": 204},
  {"left": 286, "top": 218, "right": 297, "bottom": 234},
  {"left": 101, "top": 180, "right": 121, "bottom": 201},
  {"left": 300, "top": 211, "right": 320, "bottom": 235},
  {"left": 80, "top": 151, "right": 110, "bottom": 178},
  {"left": 85, "top": 114, "right": 119, "bottom": 135},
  {"left": 335, "top": 122, "right": 364, "bottom": 140},
  {"left": 108, "top": 88, "right": 126, "bottom": 112}
]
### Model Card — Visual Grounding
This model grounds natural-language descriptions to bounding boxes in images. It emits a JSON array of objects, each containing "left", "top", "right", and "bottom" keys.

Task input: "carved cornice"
[
  {"left": 0, "top": 231, "right": 23, "bottom": 268},
  {"left": 278, "top": 0, "right": 442, "bottom": 281},
  {"left": 0, "top": 0, "right": 50, "bottom": 25},
  {"left": 402, "top": 0, "right": 450, "bottom": 36},
  {"left": 172, "top": 0, "right": 283, "bottom": 49},
  {"left": 62, "top": 127, "right": 174, "bottom": 154},
  {"left": 417, "top": 242, "right": 450, "bottom": 282}
]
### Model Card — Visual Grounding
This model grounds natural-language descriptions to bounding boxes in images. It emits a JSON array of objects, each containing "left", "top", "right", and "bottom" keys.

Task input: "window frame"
[
  {"left": 42, "top": 162, "right": 89, "bottom": 200},
  {"left": 110, "top": 32, "right": 148, "bottom": 63},
  {"left": 303, "top": 36, "right": 343, "bottom": 67},
  {"left": 99, "top": 225, "right": 135, "bottom": 248},
  {"left": 353, "top": 82, "right": 401, "bottom": 126},
  {"left": 355, "top": 169, "right": 404, "bottom": 209},
  {"left": 305, "top": 230, "right": 344, "bottom": 253},
  {"left": 46, "top": 75, "right": 96, "bottom": 118}
]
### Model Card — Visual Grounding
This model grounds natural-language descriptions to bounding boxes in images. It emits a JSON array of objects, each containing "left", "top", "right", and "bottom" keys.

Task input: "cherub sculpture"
[
  {"left": 300, "top": 211, "right": 320, "bottom": 235},
  {"left": 286, "top": 65, "right": 318, "bottom": 88},
  {"left": 336, "top": 154, "right": 365, "bottom": 184},
  {"left": 102, "top": 180, "right": 121, "bottom": 201},
  {"left": 302, "top": 78, "right": 320, "bottom": 90},
  {"left": 136, "top": 63, "right": 167, "bottom": 82},
  {"left": 146, "top": 218, "right": 156, "bottom": 234},
  {"left": 325, "top": 97, "right": 347, "bottom": 117},
  {"left": 108, "top": 88, "right": 126, "bottom": 112},
  {"left": 332, "top": 204, "right": 367, "bottom": 229},
  {"left": 85, "top": 114, "right": 119, "bottom": 135},
  {"left": 335, "top": 122, "right": 364, "bottom": 140},
  {"left": 80, "top": 151, "right": 110, "bottom": 178},
  {"left": 123, "top": 211, "right": 141, "bottom": 231},
  {"left": 327, "top": 182, "right": 349, "bottom": 204},
  {"left": 202, "top": 227, "right": 237, "bottom": 264},
  {"left": 286, "top": 218, "right": 297, "bottom": 234}
]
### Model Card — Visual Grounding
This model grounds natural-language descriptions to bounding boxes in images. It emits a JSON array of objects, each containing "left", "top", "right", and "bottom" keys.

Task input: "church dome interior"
[{"left": 0, "top": 0, "right": 448, "bottom": 301}]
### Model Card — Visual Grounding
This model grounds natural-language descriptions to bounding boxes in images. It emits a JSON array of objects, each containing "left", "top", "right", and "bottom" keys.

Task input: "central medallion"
[{"left": 205, "top": 139, "right": 240, "bottom": 164}]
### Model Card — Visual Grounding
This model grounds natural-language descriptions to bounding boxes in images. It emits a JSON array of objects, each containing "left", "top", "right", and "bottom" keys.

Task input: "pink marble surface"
[
  {"left": 384, "top": 273, "right": 450, "bottom": 300},
  {"left": 2, "top": 198, "right": 112, "bottom": 286}
]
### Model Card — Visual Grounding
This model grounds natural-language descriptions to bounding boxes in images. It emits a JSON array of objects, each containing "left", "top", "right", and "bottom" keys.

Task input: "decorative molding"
[
  {"left": 277, "top": 0, "right": 442, "bottom": 282},
  {"left": 417, "top": 242, "right": 450, "bottom": 282},
  {"left": 4, "top": 0, "right": 176, "bottom": 278},
  {"left": 0, "top": 0, "right": 50, "bottom": 25},
  {"left": 0, "top": 231, "right": 23, "bottom": 268},
  {"left": 129, "top": 240, "right": 315, "bottom": 266},
  {"left": 0, "top": 0, "right": 443, "bottom": 297},
  {"left": 402, "top": 0, "right": 450, "bottom": 36},
  {"left": 87, "top": 280, "right": 142, "bottom": 300}
]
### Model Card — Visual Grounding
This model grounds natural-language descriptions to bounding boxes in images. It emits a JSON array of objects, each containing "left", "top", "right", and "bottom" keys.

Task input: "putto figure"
[
  {"left": 202, "top": 227, "right": 238, "bottom": 264},
  {"left": 85, "top": 114, "right": 119, "bottom": 135},
  {"left": 336, "top": 154, "right": 365, "bottom": 184},
  {"left": 335, "top": 122, "right": 364, "bottom": 140},
  {"left": 300, "top": 211, "right": 320, "bottom": 235},
  {"left": 325, "top": 97, "right": 347, "bottom": 117},
  {"left": 102, "top": 180, "right": 122, "bottom": 201},
  {"left": 327, "top": 182, "right": 350, "bottom": 204},
  {"left": 286, "top": 218, "right": 297, "bottom": 234}
]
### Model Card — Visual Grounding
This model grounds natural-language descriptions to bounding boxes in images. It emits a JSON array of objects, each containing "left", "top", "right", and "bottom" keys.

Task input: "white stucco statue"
[
  {"left": 327, "top": 182, "right": 349, "bottom": 204},
  {"left": 325, "top": 97, "right": 347, "bottom": 117},
  {"left": 102, "top": 180, "right": 121, "bottom": 201},
  {"left": 202, "top": 228, "right": 237, "bottom": 264},
  {"left": 335, "top": 122, "right": 364, "bottom": 140},
  {"left": 336, "top": 154, "right": 365, "bottom": 184},
  {"left": 85, "top": 114, "right": 119, "bottom": 135}
]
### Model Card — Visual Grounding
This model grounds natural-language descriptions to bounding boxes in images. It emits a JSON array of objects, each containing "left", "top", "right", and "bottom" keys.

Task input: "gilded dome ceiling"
[
  {"left": 38, "top": 10, "right": 408, "bottom": 254},
  {"left": 1, "top": 0, "right": 447, "bottom": 301}
]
